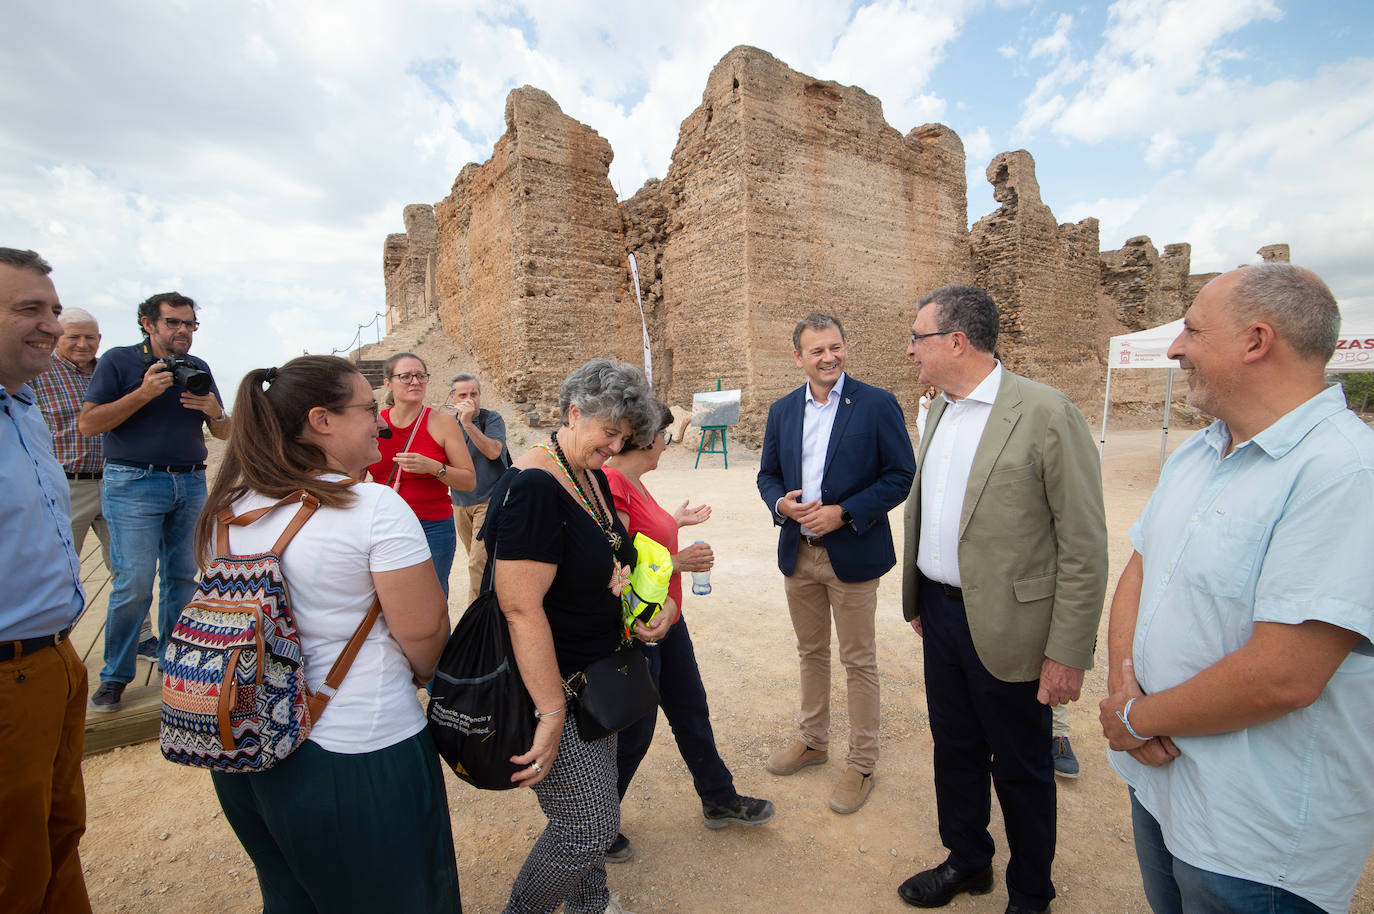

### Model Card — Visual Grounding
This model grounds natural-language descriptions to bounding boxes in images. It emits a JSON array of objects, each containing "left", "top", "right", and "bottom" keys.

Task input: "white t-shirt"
[{"left": 226, "top": 477, "right": 433, "bottom": 754}]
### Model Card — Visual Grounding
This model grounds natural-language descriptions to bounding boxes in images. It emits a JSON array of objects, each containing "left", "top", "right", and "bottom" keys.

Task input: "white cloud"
[{"left": 1029, "top": 13, "right": 1073, "bottom": 60}]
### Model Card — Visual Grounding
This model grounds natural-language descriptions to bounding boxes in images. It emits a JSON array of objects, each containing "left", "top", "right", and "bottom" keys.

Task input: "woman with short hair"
[
  {"left": 492, "top": 358, "right": 667, "bottom": 914},
  {"left": 198, "top": 355, "right": 461, "bottom": 913}
]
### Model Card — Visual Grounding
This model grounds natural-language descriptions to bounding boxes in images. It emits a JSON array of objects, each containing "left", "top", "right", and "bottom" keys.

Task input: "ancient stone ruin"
[{"left": 382, "top": 45, "right": 1287, "bottom": 439}]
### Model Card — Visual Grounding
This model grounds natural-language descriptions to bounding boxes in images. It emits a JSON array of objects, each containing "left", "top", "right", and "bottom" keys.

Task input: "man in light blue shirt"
[
  {"left": 1100, "top": 263, "right": 1374, "bottom": 914},
  {"left": 0, "top": 248, "right": 92, "bottom": 912}
]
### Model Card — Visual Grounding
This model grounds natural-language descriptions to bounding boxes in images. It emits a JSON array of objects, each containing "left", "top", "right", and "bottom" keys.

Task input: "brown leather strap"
[
  {"left": 219, "top": 648, "right": 241, "bottom": 751},
  {"left": 386, "top": 406, "right": 430, "bottom": 489},
  {"left": 305, "top": 596, "right": 382, "bottom": 724},
  {"left": 211, "top": 491, "right": 321, "bottom": 557}
]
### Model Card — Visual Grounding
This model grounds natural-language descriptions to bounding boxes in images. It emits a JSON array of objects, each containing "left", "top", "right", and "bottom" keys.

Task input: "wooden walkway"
[{"left": 72, "top": 542, "right": 163, "bottom": 757}]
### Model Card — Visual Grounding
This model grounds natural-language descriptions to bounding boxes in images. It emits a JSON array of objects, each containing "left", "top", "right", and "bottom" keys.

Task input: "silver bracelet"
[
  {"left": 1116, "top": 696, "right": 1149, "bottom": 741},
  {"left": 534, "top": 702, "right": 567, "bottom": 719}
]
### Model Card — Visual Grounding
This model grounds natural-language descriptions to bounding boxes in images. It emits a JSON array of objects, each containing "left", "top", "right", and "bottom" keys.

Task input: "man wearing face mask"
[{"left": 79, "top": 292, "right": 231, "bottom": 713}]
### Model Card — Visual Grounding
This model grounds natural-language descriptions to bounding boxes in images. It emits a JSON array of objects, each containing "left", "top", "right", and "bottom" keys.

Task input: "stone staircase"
[{"left": 354, "top": 359, "right": 386, "bottom": 387}]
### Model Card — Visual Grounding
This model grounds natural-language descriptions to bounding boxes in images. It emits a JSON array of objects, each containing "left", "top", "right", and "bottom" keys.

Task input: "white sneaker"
[{"left": 604, "top": 892, "right": 635, "bottom": 914}]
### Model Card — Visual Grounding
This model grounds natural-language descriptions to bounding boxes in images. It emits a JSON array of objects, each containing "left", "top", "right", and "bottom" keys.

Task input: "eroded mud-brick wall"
[
  {"left": 433, "top": 88, "right": 640, "bottom": 427},
  {"left": 652, "top": 46, "right": 970, "bottom": 442},
  {"left": 383, "top": 204, "right": 437, "bottom": 330},
  {"left": 970, "top": 150, "right": 1102, "bottom": 408}
]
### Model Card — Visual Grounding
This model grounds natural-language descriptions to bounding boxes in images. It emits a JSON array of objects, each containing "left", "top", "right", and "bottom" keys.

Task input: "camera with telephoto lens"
[{"left": 160, "top": 356, "right": 212, "bottom": 396}]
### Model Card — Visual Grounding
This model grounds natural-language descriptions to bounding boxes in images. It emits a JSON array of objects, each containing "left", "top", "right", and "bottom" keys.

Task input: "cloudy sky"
[{"left": 3, "top": 0, "right": 1370, "bottom": 400}]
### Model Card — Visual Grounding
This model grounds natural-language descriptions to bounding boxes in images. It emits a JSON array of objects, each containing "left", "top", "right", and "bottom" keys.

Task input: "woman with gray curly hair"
[{"left": 491, "top": 358, "right": 669, "bottom": 914}]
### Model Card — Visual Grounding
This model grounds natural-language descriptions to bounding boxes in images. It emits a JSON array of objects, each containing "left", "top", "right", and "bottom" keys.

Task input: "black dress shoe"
[
  {"left": 897, "top": 861, "right": 995, "bottom": 907},
  {"left": 1004, "top": 905, "right": 1049, "bottom": 914}
]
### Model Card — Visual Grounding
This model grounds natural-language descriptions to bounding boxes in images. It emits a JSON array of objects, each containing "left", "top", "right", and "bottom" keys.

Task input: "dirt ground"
[{"left": 79, "top": 425, "right": 1374, "bottom": 913}]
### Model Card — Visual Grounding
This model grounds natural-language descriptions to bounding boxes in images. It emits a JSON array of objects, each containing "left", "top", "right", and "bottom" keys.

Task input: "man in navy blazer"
[{"left": 757, "top": 313, "right": 915, "bottom": 814}]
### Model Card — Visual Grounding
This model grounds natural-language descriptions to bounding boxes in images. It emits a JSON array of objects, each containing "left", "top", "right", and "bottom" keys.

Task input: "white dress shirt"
[
  {"left": 916, "top": 363, "right": 1002, "bottom": 587},
  {"left": 781, "top": 372, "right": 845, "bottom": 536}
]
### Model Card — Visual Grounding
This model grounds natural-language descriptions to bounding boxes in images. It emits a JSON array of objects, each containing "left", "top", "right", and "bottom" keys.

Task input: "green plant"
[{"left": 1338, "top": 372, "right": 1374, "bottom": 411}]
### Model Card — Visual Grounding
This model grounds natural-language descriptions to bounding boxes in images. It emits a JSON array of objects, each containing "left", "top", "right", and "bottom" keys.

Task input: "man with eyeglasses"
[
  {"left": 897, "top": 285, "right": 1106, "bottom": 914},
  {"left": 79, "top": 292, "right": 230, "bottom": 713}
]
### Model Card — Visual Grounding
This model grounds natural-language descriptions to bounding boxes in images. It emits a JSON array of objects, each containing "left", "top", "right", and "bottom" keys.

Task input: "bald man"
[{"left": 1101, "top": 264, "right": 1374, "bottom": 914}]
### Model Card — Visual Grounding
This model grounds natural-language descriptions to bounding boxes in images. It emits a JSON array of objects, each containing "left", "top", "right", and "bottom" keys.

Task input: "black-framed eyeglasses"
[
  {"left": 909, "top": 329, "right": 954, "bottom": 345},
  {"left": 338, "top": 400, "right": 381, "bottom": 418},
  {"left": 161, "top": 317, "right": 200, "bottom": 331},
  {"left": 390, "top": 371, "right": 429, "bottom": 384}
]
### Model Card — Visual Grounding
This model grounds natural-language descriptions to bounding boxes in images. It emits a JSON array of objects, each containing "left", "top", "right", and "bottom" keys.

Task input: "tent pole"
[
  {"left": 1160, "top": 367, "right": 1175, "bottom": 472},
  {"left": 1100, "top": 366, "right": 1114, "bottom": 464}
]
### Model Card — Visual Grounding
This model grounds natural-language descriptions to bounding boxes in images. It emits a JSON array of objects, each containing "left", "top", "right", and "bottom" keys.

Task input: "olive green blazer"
[{"left": 901, "top": 370, "right": 1108, "bottom": 682}]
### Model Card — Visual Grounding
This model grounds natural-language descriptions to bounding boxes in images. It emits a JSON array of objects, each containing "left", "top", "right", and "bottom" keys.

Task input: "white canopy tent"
[{"left": 1101, "top": 319, "right": 1374, "bottom": 469}]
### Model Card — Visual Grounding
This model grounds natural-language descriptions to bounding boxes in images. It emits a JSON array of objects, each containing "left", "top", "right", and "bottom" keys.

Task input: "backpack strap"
[
  {"left": 305, "top": 596, "right": 382, "bottom": 723},
  {"left": 214, "top": 491, "right": 321, "bottom": 557}
]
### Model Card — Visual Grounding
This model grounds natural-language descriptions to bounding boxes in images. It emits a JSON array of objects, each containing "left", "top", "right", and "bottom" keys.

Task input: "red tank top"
[{"left": 367, "top": 407, "right": 454, "bottom": 520}]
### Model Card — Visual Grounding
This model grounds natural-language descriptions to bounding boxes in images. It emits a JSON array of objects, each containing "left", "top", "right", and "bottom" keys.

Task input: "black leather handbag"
[{"left": 563, "top": 643, "right": 659, "bottom": 741}]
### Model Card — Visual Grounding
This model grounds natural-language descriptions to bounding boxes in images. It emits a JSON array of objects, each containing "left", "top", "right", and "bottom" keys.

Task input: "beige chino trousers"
[{"left": 782, "top": 540, "right": 881, "bottom": 774}]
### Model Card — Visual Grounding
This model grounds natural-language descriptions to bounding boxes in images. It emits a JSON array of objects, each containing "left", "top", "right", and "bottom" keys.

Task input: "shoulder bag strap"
[
  {"left": 387, "top": 406, "right": 430, "bottom": 489},
  {"left": 305, "top": 595, "right": 382, "bottom": 723}
]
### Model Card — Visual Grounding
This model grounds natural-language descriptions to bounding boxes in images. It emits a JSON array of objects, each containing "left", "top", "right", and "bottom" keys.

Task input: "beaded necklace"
[{"left": 537, "top": 430, "right": 623, "bottom": 551}]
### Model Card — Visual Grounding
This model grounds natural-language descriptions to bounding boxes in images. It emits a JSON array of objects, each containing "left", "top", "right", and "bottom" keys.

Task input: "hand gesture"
[
  {"left": 673, "top": 499, "right": 711, "bottom": 527},
  {"left": 454, "top": 399, "right": 478, "bottom": 424},
  {"left": 394, "top": 451, "right": 442, "bottom": 476},
  {"left": 181, "top": 392, "right": 224, "bottom": 419}
]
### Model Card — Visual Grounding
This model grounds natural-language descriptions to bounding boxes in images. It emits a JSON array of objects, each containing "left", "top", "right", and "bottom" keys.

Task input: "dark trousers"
[
  {"left": 212, "top": 729, "right": 461, "bottom": 914},
  {"left": 615, "top": 616, "right": 736, "bottom": 806},
  {"left": 920, "top": 576, "right": 1056, "bottom": 911}
]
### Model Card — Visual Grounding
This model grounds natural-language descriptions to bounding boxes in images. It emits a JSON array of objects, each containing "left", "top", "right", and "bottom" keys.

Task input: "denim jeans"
[
  {"left": 99, "top": 464, "right": 206, "bottom": 684},
  {"left": 615, "top": 615, "right": 735, "bottom": 806},
  {"left": 1130, "top": 789, "right": 1323, "bottom": 914},
  {"left": 418, "top": 515, "right": 456, "bottom": 599}
]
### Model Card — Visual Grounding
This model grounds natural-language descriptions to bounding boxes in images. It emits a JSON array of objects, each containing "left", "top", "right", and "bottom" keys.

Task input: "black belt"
[
  {"left": 65, "top": 471, "right": 102, "bottom": 480},
  {"left": 801, "top": 534, "right": 826, "bottom": 548},
  {"left": 0, "top": 625, "right": 73, "bottom": 663},
  {"left": 936, "top": 581, "right": 962, "bottom": 599},
  {"left": 107, "top": 459, "right": 206, "bottom": 473}
]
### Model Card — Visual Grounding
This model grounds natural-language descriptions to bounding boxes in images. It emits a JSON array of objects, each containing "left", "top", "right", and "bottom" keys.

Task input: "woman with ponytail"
[{"left": 198, "top": 356, "right": 462, "bottom": 913}]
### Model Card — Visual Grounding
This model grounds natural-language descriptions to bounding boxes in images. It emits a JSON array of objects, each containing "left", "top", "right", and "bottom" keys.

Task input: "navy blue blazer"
[{"left": 757, "top": 375, "right": 915, "bottom": 583}]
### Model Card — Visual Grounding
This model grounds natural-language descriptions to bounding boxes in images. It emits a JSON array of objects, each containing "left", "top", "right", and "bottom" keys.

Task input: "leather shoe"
[
  {"left": 1004, "top": 905, "right": 1049, "bottom": 914},
  {"left": 898, "top": 861, "right": 994, "bottom": 908}
]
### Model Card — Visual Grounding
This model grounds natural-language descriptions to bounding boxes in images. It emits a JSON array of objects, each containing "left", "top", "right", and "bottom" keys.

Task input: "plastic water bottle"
[{"left": 690, "top": 541, "right": 712, "bottom": 595}]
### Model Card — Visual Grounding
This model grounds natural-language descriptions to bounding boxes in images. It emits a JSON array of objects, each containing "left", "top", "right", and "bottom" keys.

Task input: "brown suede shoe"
[
  {"left": 829, "top": 766, "right": 874, "bottom": 813},
  {"left": 765, "top": 739, "right": 829, "bottom": 775}
]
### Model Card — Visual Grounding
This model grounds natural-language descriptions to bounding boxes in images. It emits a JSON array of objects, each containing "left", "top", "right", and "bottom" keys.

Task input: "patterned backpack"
[{"left": 160, "top": 490, "right": 380, "bottom": 772}]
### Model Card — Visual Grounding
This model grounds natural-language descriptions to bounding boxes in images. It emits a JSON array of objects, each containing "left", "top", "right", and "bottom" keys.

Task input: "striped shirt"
[{"left": 31, "top": 352, "right": 103, "bottom": 475}]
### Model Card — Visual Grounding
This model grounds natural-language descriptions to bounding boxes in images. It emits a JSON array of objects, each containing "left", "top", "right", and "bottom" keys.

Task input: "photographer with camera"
[{"left": 79, "top": 292, "right": 230, "bottom": 713}]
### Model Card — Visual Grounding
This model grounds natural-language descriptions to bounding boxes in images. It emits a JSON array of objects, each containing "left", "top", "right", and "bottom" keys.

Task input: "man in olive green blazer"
[{"left": 896, "top": 285, "right": 1107, "bottom": 914}]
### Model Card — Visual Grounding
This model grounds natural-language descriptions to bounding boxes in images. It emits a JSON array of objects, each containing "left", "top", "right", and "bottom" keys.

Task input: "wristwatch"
[
  {"left": 435, "top": 464, "right": 447, "bottom": 479},
  {"left": 840, "top": 508, "right": 853, "bottom": 528}
]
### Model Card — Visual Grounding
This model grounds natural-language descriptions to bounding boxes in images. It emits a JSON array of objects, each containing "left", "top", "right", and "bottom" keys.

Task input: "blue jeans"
[
  {"left": 419, "top": 516, "right": 456, "bottom": 599},
  {"left": 615, "top": 615, "right": 735, "bottom": 805},
  {"left": 1130, "top": 789, "right": 1323, "bottom": 914},
  {"left": 99, "top": 465, "right": 206, "bottom": 685}
]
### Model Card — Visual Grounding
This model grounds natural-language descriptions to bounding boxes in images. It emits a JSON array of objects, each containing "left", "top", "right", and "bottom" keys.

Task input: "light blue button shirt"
[
  {"left": 1110, "top": 384, "right": 1374, "bottom": 914},
  {"left": 800, "top": 372, "right": 844, "bottom": 536},
  {"left": 1, "top": 385, "right": 85, "bottom": 641}
]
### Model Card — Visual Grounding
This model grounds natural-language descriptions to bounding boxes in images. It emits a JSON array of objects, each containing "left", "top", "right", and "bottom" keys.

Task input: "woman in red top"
[
  {"left": 367, "top": 352, "right": 475, "bottom": 597},
  {"left": 601, "top": 402, "right": 774, "bottom": 864}
]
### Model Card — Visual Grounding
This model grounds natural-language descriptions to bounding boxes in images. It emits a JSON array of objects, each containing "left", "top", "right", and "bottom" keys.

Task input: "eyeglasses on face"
[
  {"left": 338, "top": 401, "right": 381, "bottom": 418},
  {"left": 161, "top": 317, "right": 200, "bottom": 331},
  {"left": 909, "top": 329, "right": 954, "bottom": 345},
  {"left": 390, "top": 371, "right": 429, "bottom": 384}
]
